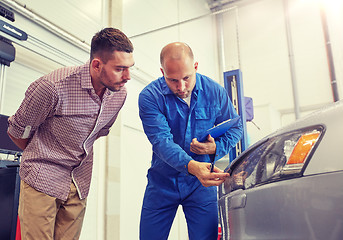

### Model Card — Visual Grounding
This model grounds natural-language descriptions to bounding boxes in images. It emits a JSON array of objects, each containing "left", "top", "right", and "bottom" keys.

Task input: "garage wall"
[
  {"left": 219, "top": 0, "right": 343, "bottom": 144},
  {"left": 123, "top": 0, "right": 220, "bottom": 82}
]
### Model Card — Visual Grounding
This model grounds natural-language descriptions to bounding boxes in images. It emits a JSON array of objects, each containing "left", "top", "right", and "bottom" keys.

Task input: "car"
[{"left": 218, "top": 100, "right": 343, "bottom": 240}]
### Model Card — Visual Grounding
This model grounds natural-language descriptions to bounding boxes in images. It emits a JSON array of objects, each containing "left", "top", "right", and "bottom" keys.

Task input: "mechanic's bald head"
[{"left": 160, "top": 42, "right": 194, "bottom": 67}]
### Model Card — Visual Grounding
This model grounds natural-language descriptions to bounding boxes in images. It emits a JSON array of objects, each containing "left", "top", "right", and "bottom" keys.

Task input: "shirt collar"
[{"left": 80, "top": 60, "right": 93, "bottom": 90}]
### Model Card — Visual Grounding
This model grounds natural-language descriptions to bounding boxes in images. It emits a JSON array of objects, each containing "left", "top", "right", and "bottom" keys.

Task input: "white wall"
[
  {"left": 119, "top": 79, "right": 151, "bottom": 240},
  {"left": 123, "top": 0, "right": 220, "bottom": 81},
  {"left": 220, "top": 0, "right": 343, "bottom": 144}
]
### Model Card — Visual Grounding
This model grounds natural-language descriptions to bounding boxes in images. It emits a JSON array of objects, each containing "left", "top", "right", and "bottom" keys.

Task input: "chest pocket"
[{"left": 195, "top": 107, "right": 221, "bottom": 137}]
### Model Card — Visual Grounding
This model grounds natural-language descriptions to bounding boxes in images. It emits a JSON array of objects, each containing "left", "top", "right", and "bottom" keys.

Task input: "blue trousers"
[{"left": 139, "top": 184, "right": 218, "bottom": 240}]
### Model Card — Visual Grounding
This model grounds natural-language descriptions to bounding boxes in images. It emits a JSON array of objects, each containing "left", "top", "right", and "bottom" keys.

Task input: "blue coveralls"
[{"left": 138, "top": 73, "right": 243, "bottom": 240}]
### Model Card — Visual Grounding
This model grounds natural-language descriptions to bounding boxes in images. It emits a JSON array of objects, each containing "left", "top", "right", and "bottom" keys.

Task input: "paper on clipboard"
[{"left": 198, "top": 116, "right": 240, "bottom": 142}]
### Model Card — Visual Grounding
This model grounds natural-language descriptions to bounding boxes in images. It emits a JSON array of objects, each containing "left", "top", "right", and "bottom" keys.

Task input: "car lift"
[
  {"left": 223, "top": 69, "right": 250, "bottom": 163},
  {"left": 216, "top": 69, "right": 251, "bottom": 240}
]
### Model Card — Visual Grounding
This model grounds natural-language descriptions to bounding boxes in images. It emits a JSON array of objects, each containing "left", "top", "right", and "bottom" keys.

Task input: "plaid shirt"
[{"left": 8, "top": 62, "right": 127, "bottom": 201}]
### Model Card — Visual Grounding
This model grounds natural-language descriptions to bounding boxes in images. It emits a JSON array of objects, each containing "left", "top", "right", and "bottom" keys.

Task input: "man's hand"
[
  {"left": 7, "top": 131, "right": 29, "bottom": 150},
  {"left": 187, "top": 160, "right": 230, "bottom": 187},
  {"left": 233, "top": 171, "right": 248, "bottom": 186},
  {"left": 190, "top": 135, "right": 216, "bottom": 155}
]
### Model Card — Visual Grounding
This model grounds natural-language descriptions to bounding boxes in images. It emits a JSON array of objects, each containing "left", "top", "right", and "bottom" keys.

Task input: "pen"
[{"left": 210, "top": 161, "right": 214, "bottom": 172}]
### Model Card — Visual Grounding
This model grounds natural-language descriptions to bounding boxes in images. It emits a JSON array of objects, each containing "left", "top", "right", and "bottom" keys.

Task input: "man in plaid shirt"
[{"left": 7, "top": 27, "right": 134, "bottom": 239}]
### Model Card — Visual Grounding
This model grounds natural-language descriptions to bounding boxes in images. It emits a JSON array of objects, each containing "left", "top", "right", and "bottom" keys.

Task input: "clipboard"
[{"left": 198, "top": 116, "right": 240, "bottom": 142}]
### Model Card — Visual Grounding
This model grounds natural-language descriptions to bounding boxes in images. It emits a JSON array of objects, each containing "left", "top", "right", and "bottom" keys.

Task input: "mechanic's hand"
[
  {"left": 187, "top": 160, "right": 230, "bottom": 187},
  {"left": 233, "top": 171, "right": 248, "bottom": 186},
  {"left": 190, "top": 135, "right": 216, "bottom": 155}
]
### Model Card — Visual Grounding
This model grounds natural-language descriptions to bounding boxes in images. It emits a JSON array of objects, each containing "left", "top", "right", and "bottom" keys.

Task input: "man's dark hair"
[{"left": 90, "top": 28, "right": 133, "bottom": 63}]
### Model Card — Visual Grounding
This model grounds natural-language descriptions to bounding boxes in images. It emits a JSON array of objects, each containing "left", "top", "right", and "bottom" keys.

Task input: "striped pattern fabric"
[{"left": 8, "top": 62, "right": 127, "bottom": 201}]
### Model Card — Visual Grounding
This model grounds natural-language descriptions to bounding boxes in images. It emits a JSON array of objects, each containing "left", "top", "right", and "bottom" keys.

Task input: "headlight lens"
[{"left": 220, "top": 125, "right": 324, "bottom": 197}]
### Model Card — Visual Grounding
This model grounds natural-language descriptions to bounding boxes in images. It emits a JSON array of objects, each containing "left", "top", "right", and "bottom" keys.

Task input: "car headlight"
[{"left": 220, "top": 125, "right": 324, "bottom": 197}]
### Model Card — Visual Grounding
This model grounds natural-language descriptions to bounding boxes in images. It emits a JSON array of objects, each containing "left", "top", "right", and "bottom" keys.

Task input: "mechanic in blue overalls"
[{"left": 138, "top": 42, "right": 243, "bottom": 240}]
